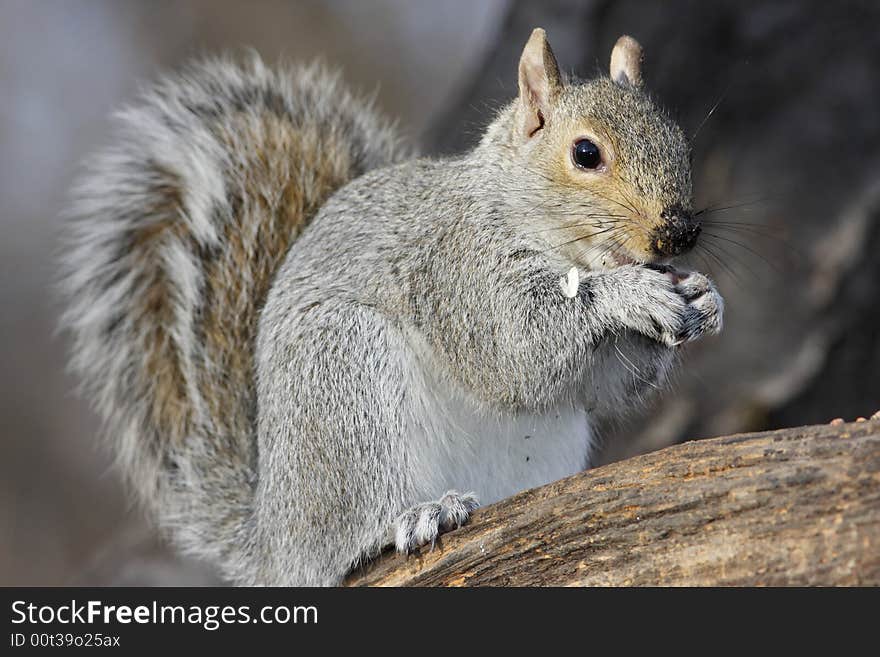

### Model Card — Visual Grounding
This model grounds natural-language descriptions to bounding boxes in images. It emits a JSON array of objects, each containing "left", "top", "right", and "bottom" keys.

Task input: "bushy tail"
[{"left": 60, "top": 55, "right": 404, "bottom": 580}]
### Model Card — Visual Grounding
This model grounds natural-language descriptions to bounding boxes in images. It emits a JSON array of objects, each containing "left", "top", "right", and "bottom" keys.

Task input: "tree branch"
[{"left": 345, "top": 421, "right": 880, "bottom": 586}]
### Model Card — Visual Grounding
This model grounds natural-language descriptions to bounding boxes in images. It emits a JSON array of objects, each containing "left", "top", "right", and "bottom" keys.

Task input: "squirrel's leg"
[
  {"left": 443, "top": 262, "right": 721, "bottom": 412},
  {"left": 581, "top": 268, "right": 722, "bottom": 417},
  {"left": 576, "top": 265, "right": 723, "bottom": 349},
  {"left": 252, "top": 303, "right": 410, "bottom": 584},
  {"left": 252, "top": 302, "right": 475, "bottom": 584},
  {"left": 567, "top": 265, "right": 722, "bottom": 416}
]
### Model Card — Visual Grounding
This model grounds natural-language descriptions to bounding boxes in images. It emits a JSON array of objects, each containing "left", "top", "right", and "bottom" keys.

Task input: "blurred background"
[{"left": 2, "top": 0, "right": 878, "bottom": 585}]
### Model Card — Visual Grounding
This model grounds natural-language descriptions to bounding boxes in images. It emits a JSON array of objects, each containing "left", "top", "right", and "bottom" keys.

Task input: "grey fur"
[{"left": 62, "top": 42, "right": 722, "bottom": 586}]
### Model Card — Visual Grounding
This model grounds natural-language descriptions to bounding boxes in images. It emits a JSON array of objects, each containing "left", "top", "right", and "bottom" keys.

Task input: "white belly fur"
[{"left": 405, "top": 362, "right": 594, "bottom": 506}]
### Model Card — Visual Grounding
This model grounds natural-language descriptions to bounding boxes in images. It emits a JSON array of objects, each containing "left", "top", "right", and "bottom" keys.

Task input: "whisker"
[
  {"left": 701, "top": 220, "right": 785, "bottom": 234},
  {"left": 613, "top": 343, "right": 659, "bottom": 390},
  {"left": 692, "top": 251, "right": 718, "bottom": 280},
  {"left": 697, "top": 240, "right": 745, "bottom": 287},
  {"left": 701, "top": 231, "right": 784, "bottom": 274},
  {"left": 690, "top": 82, "right": 731, "bottom": 144},
  {"left": 539, "top": 225, "right": 630, "bottom": 257},
  {"left": 522, "top": 217, "right": 629, "bottom": 236},
  {"left": 580, "top": 229, "right": 634, "bottom": 269},
  {"left": 702, "top": 224, "right": 803, "bottom": 265},
  {"left": 695, "top": 196, "right": 772, "bottom": 216}
]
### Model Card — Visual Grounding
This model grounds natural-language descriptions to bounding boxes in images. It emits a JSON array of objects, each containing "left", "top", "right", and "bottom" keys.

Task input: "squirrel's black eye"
[{"left": 573, "top": 139, "right": 602, "bottom": 170}]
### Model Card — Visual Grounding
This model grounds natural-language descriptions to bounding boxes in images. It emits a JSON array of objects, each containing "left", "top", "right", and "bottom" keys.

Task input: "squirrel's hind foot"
[{"left": 392, "top": 490, "right": 479, "bottom": 553}]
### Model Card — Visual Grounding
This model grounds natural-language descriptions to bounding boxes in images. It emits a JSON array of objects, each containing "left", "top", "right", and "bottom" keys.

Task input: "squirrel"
[{"left": 61, "top": 29, "right": 723, "bottom": 586}]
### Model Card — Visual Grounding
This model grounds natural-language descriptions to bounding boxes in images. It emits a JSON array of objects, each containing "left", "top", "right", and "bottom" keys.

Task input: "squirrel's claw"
[{"left": 392, "top": 490, "right": 479, "bottom": 554}]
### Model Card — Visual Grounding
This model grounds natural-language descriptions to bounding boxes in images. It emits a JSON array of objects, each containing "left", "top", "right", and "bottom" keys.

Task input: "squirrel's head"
[{"left": 486, "top": 28, "right": 697, "bottom": 269}]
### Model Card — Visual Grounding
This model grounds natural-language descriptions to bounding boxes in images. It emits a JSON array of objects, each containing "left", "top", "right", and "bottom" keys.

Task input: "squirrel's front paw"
[
  {"left": 602, "top": 265, "right": 688, "bottom": 347},
  {"left": 392, "top": 490, "right": 479, "bottom": 553},
  {"left": 674, "top": 271, "right": 724, "bottom": 343},
  {"left": 597, "top": 265, "right": 723, "bottom": 347}
]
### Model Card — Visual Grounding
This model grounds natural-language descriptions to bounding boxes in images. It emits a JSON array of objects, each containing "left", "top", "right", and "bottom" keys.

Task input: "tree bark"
[{"left": 345, "top": 420, "right": 880, "bottom": 586}]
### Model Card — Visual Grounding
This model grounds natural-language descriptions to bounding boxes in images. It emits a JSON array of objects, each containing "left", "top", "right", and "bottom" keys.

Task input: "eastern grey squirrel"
[{"left": 61, "top": 29, "right": 723, "bottom": 585}]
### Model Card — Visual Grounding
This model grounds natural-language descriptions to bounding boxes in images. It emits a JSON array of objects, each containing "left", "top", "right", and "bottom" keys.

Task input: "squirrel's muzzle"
[{"left": 652, "top": 207, "right": 701, "bottom": 257}]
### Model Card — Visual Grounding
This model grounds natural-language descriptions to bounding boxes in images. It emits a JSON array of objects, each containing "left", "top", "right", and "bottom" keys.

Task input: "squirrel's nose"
[{"left": 652, "top": 207, "right": 701, "bottom": 257}]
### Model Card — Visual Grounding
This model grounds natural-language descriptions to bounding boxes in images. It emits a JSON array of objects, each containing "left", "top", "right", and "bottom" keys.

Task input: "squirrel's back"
[{"left": 60, "top": 55, "right": 404, "bottom": 577}]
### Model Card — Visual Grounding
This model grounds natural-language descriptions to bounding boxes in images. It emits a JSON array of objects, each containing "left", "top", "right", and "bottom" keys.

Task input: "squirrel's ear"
[
  {"left": 517, "top": 28, "right": 562, "bottom": 139},
  {"left": 610, "top": 35, "right": 643, "bottom": 88}
]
